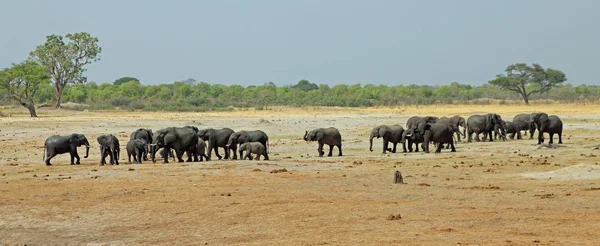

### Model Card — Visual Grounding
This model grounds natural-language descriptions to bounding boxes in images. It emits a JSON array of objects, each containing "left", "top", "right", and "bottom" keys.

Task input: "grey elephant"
[
  {"left": 513, "top": 113, "right": 537, "bottom": 139},
  {"left": 150, "top": 126, "right": 199, "bottom": 163},
  {"left": 185, "top": 140, "right": 209, "bottom": 162},
  {"left": 238, "top": 142, "right": 267, "bottom": 160},
  {"left": 406, "top": 116, "right": 438, "bottom": 130},
  {"left": 466, "top": 113, "right": 503, "bottom": 142},
  {"left": 226, "top": 130, "right": 269, "bottom": 160},
  {"left": 43, "top": 133, "right": 90, "bottom": 166},
  {"left": 369, "top": 124, "right": 404, "bottom": 154},
  {"left": 531, "top": 113, "right": 563, "bottom": 145},
  {"left": 492, "top": 120, "right": 508, "bottom": 141},
  {"left": 97, "top": 134, "right": 120, "bottom": 166},
  {"left": 130, "top": 128, "right": 153, "bottom": 161},
  {"left": 501, "top": 121, "right": 528, "bottom": 140},
  {"left": 408, "top": 123, "right": 458, "bottom": 153},
  {"left": 126, "top": 139, "right": 147, "bottom": 164},
  {"left": 198, "top": 128, "right": 236, "bottom": 160},
  {"left": 303, "top": 127, "right": 343, "bottom": 157},
  {"left": 437, "top": 115, "right": 466, "bottom": 142},
  {"left": 401, "top": 126, "right": 423, "bottom": 152}
]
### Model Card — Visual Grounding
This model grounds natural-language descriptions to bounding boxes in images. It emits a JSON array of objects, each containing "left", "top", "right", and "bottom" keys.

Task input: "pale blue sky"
[{"left": 1, "top": 0, "right": 598, "bottom": 86}]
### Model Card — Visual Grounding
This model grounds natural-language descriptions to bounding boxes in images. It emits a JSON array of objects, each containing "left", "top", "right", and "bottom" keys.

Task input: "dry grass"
[{"left": 1, "top": 104, "right": 600, "bottom": 245}]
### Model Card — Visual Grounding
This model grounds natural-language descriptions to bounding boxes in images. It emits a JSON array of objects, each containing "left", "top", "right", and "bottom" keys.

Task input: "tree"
[
  {"left": 292, "top": 79, "right": 318, "bottom": 91},
  {"left": 0, "top": 60, "right": 50, "bottom": 117},
  {"left": 488, "top": 63, "right": 566, "bottom": 104},
  {"left": 113, "top": 77, "right": 139, "bottom": 86},
  {"left": 30, "top": 32, "right": 102, "bottom": 108}
]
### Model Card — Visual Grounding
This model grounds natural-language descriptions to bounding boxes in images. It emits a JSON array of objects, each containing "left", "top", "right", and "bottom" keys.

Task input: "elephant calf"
[
  {"left": 304, "top": 127, "right": 343, "bottom": 157},
  {"left": 239, "top": 142, "right": 267, "bottom": 160},
  {"left": 127, "top": 139, "right": 147, "bottom": 164}
]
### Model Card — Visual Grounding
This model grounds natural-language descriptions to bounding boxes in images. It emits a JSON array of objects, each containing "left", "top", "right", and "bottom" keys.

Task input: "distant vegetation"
[{"left": 1, "top": 32, "right": 598, "bottom": 116}]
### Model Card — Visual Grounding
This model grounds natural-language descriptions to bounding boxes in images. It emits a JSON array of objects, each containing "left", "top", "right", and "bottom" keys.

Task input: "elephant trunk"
[
  {"left": 149, "top": 144, "right": 158, "bottom": 163},
  {"left": 84, "top": 145, "right": 89, "bottom": 158},
  {"left": 369, "top": 133, "right": 375, "bottom": 152}
]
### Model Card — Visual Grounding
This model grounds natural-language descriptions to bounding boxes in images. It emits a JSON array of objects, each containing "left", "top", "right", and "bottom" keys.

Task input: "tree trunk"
[
  {"left": 53, "top": 83, "right": 63, "bottom": 108},
  {"left": 21, "top": 102, "right": 38, "bottom": 117},
  {"left": 522, "top": 94, "right": 530, "bottom": 105}
]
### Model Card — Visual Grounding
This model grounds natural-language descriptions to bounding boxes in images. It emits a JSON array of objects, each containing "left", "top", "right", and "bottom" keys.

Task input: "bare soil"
[{"left": 1, "top": 104, "right": 600, "bottom": 245}]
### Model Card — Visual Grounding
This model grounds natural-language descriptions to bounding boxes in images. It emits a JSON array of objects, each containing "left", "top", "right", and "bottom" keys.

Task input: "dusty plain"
[{"left": 1, "top": 104, "right": 600, "bottom": 245}]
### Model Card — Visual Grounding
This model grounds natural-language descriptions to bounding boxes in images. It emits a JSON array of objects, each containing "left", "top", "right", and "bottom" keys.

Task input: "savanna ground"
[{"left": 1, "top": 104, "right": 600, "bottom": 245}]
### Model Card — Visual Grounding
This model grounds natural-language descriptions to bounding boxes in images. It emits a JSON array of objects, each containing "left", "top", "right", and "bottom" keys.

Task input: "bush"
[{"left": 111, "top": 98, "right": 131, "bottom": 107}]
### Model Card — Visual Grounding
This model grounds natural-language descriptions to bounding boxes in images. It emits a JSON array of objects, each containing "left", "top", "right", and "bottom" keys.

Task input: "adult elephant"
[
  {"left": 198, "top": 128, "right": 235, "bottom": 160},
  {"left": 226, "top": 130, "right": 269, "bottom": 160},
  {"left": 437, "top": 115, "right": 466, "bottom": 142},
  {"left": 513, "top": 113, "right": 537, "bottom": 139},
  {"left": 531, "top": 113, "right": 563, "bottom": 145},
  {"left": 466, "top": 113, "right": 503, "bottom": 142},
  {"left": 150, "top": 126, "right": 199, "bottom": 163},
  {"left": 303, "top": 127, "right": 343, "bottom": 157},
  {"left": 369, "top": 124, "right": 404, "bottom": 154},
  {"left": 43, "top": 133, "right": 90, "bottom": 166},
  {"left": 408, "top": 123, "right": 458, "bottom": 153},
  {"left": 97, "top": 134, "right": 120, "bottom": 166},
  {"left": 130, "top": 128, "right": 153, "bottom": 161},
  {"left": 406, "top": 116, "right": 438, "bottom": 130}
]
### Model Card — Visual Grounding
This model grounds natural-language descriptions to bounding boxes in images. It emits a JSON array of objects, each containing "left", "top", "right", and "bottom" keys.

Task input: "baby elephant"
[
  {"left": 238, "top": 142, "right": 267, "bottom": 160},
  {"left": 127, "top": 139, "right": 147, "bottom": 164}
]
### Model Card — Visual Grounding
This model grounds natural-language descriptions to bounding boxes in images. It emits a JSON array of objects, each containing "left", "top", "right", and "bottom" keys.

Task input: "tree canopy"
[
  {"left": 0, "top": 60, "right": 50, "bottom": 117},
  {"left": 29, "top": 32, "right": 101, "bottom": 108},
  {"left": 113, "top": 77, "right": 140, "bottom": 86},
  {"left": 488, "top": 63, "right": 567, "bottom": 104}
]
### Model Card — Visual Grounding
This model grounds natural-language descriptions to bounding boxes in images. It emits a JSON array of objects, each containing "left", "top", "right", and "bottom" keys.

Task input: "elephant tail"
[{"left": 43, "top": 145, "right": 46, "bottom": 161}]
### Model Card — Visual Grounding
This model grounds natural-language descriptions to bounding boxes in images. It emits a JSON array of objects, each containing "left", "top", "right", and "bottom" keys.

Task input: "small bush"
[{"left": 111, "top": 98, "right": 131, "bottom": 107}]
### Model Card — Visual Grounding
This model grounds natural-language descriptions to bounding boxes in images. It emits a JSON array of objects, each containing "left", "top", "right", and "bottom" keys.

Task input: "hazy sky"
[{"left": 1, "top": 0, "right": 598, "bottom": 86}]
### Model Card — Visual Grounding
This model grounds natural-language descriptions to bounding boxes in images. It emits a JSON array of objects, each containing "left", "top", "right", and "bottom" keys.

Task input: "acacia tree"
[
  {"left": 29, "top": 32, "right": 101, "bottom": 108},
  {"left": 488, "top": 63, "right": 566, "bottom": 104},
  {"left": 0, "top": 61, "right": 50, "bottom": 117}
]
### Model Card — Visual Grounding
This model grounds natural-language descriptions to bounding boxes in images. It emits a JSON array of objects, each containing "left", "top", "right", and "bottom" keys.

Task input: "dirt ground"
[{"left": 1, "top": 104, "right": 599, "bottom": 245}]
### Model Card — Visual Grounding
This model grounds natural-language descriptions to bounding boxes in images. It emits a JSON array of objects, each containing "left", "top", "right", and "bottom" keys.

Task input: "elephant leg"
[
  {"left": 248, "top": 153, "right": 253, "bottom": 160},
  {"left": 327, "top": 145, "right": 333, "bottom": 156},
  {"left": 402, "top": 141, "right": 407, "bottom": 153},
  {"left": 435, "top": 142, "right": 442, "bottom": 153},
  {"left": 467, "top": 130, "right": 473, "bottom": 143},
  {"left": 450, "top": 142, "right": 456, "bottom": 152},
  {"left": 558, "top": 131, "right": 563, "bottom": 144},
  {"left": 74, "top": 149, "right": 81, "bottom": 165},
  {"left": 382, "top": 140, "right": 388, "bottom": 154},
  {"left": 317, "top": 143, "right": 325, "bottom": 157},
  {"left": 549, "top": 133, "right": 555, "bottom": 144},
  {"left": 391, "top": 143, "right": 397, "bottom": 153},
  {"left": 214, "top": 145, "right": 223, "bottom": 160},
  {"left": 163, "top": 147, "right": 170, "bottom": 164},
  {"left": 255, "top": 154, "right": 261, "bottom": 160},
  {"left": 45, "top": 151, "right": 56, "bottom": 166},
  {"left": 337, "top": 144, "right": 342, "bottom": 156},
  {"left": 176, "top": 150, "right": 185, "bottom": 162},
  {"left": 415, "top": 141, "right": 420, "bottom": 152}
]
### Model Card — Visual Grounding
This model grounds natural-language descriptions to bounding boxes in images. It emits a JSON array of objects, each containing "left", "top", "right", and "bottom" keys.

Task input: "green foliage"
[
  {"left": 29, "top": 32, "right": 102, "bottom": 108},
  {"left": 0, "top": 60, "right": 50, "bottom": 116},
  {"left": 488, "top": 63, "right": 567, "bottom": 104},
  {"left": 113, "top": 77, "right": 140, "bottom": 86},
  {"left": 292, "top": 80, "right": 319, "bottom": 91}
]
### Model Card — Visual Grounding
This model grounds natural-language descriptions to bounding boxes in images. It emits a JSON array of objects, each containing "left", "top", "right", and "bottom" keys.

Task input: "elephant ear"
[
  {"left": 377, "top": 126, "right": 387, "bottom": 137},
  {"left": 316, "top": 130, "right": 324, "bottom": 141},
  {"left": 164, "top": 132, "right": 177, "bottom": 145},
  {"left": 424, "top": 123, "right": 432, "bottom": 131},
  {"left": 487, "top": 114, "right": 495, "bottom": 125}
]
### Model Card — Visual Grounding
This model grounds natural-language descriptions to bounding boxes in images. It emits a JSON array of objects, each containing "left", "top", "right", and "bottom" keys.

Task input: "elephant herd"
[
  {"left": 369, "top": 112, "right": 564, "bottom": 154},
  {"left": 43, "top": 126, "right": 271, "bottom": 166},
  {"left": 41, "top": 112, "right": 563, "bottom": 166}
]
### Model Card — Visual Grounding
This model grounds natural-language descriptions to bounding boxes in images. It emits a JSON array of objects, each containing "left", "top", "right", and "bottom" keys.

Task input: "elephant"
[
  {"left": 369, "top": 124, "right": 404, "bottom": 154},
  {"left": 238, "top": 142, "right": 267, "bottom": 160},
  {"left": 130, "top": 128, "right": 153, "bottom": 161},
  {"left": 408, "top": 123, "right": 458, "bottom": 153},
  {"left": 185, "top": 140, "right": 209, "bottom": 162},
  {"left": 226, "top": 130, "right": 269, "bottom": 160},
  {"left": 97, "top": 134, "right": 121, "bottom": 166},
  {"left": 43, "top": 133, "right": 90, "bottom": 166},
  {"left": 150, "top": 126, "right": 199, "bottom": 163},
  {"left": 402, "top": 126, "right": 424, "bottom": 152},
  {"left": 513, "top": 113, "right": 537, "bottom": 139},
  {"left": 198, "top": 128, "right": 236, "bottom": 160},
  {"left": 531, "top": 113, "right": 563, "bottom": 145},
  {"left": 492, "top": 120, "right": 508, "bottom": 141},
  {"left": 303, "top": 127, "right": 343, "bottom": 157},
  {"left": 437, "top": 115, "right": 466, "bottom": 142},
  {"left": 406, "top": 116, "right": 438, "bottom": 130},
  {"left": 501, "top": 121, "right": 529, "bottom": 140},
  {"left": 126, "top": 139, "right": 147, "bottom": 164},
  {"left": 466, "top": 113, "right": 503, "bottom": 142}
]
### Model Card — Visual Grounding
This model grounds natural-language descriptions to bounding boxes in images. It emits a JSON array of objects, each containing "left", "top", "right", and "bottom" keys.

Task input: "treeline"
[{"left": 1, "top": 79, "right": 599, "bottom": 111}]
